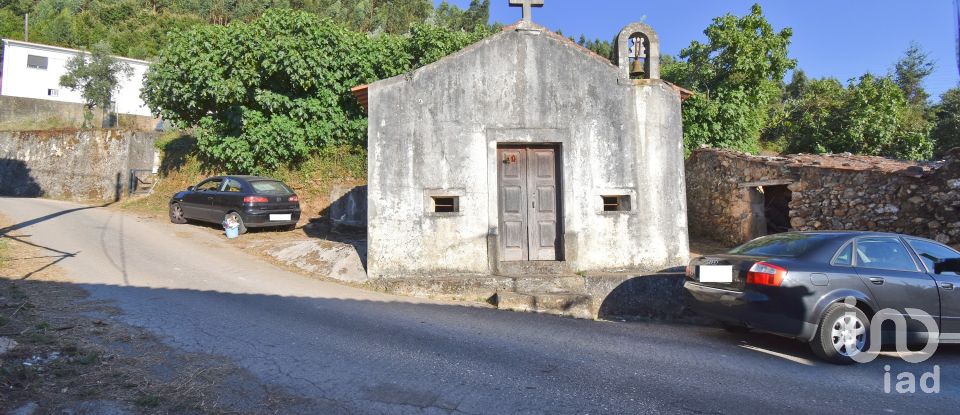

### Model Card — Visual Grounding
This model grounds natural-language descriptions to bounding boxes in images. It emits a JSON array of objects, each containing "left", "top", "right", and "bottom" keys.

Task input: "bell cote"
[{"left": 615, "top": 23, "right": 660, "bottom": 81}]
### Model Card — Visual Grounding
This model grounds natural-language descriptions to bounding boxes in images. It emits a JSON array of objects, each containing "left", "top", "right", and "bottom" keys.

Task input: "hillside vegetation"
[{"left": 0, "top": 0, "right": 491, "bottom": 59}]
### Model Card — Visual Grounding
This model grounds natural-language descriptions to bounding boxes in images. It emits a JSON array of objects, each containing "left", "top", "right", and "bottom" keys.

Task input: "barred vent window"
[
  {"left": 602, "top": 195, "right": 631, "bottom": 212},
  {"left": 432, "top": 196, "right": 459, "bottom": 213}
]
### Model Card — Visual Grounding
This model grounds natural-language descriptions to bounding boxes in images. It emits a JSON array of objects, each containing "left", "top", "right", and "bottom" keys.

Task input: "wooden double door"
[{"left": 497, "top": 146, "right": 562, "bottom": 261}]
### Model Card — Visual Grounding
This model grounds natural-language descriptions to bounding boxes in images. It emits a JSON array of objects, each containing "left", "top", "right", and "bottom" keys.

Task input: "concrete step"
[
  {"left": 368, "top": 275, "right": 514, "bottom": 301},
  {"left": 496, "top": 261, "right": 572, "bottom": 276},
  {"left": 511, "top": 275, "right": 584, "bottom": 293},
  {"left": 496, "top": 291, "right": 594, "bottom": 320}
]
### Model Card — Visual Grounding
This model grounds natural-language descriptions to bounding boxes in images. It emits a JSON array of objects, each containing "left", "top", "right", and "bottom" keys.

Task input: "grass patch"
[{"left": 0, "top": 115, "right": 80, "bottom": 131}]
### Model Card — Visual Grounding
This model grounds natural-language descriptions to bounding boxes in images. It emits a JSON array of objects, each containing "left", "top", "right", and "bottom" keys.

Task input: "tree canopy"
[
  {"left": 0, "top": 0, "right": 489, "bottom": 59},
  {"left": 932, "top": 88, "right": 960, "bottom": 157},
  {"left": 142, "top": 9, "right": 490, "bottom": 174},
  {"left": 663, "top": 4, "right": 795, "bottom": 154}
]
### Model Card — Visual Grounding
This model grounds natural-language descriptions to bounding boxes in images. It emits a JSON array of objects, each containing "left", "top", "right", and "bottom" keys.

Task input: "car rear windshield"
[
  {"left": 250, "top": 181, "right": 293, "bottom": 195},
  {"left": 729, "top": 233, "right": 839, "bottom": 257}
]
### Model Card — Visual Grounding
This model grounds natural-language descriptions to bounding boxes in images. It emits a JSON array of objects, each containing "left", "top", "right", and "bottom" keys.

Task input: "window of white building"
[{"left": 27, "top": 55, "right": 48, "bottom": 70}]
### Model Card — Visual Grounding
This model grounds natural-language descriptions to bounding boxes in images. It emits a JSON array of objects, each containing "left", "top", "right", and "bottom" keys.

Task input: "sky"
[{"left": 435, "top": 0, "right": 960, "bottom": 101}]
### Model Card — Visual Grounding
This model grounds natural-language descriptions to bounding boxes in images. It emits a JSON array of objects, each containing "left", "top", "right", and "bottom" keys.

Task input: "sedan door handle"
[
  {"left": 942, "top": 283, "right": 955, "bottom": 291},
  {"left": 869, "top": 277, "right": 885, "bottom": 285}
]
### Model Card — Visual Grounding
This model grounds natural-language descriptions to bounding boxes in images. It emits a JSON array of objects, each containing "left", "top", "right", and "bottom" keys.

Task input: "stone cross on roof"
[{"left": 509, "top": 0, "right": 544, "bottom": 22}]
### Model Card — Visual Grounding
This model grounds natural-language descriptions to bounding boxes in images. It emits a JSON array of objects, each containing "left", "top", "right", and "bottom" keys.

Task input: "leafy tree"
[
  {"left": 406, "top": 22, "right": 491, "bottom": 67},
  {"left": 664, "top": 4, "right": 796, "bottom": 153},
  {"left": 780, "top": 74, "right": 933, "bottom": 160},
  {"left": 434, "top": 0, "right": 489, "bottom": 31},
  {"left": 575, "top": 35, "right": 613, "bottom": 61},
  {"left": 59, "top": 40, "right": 133, "bottom": 112},
  {"left": 893, "top": 42, "right": 935, "bottom": 107},
  {"left": 784, "top": 69, "right": 808, "bottom": 100},
  {"left": 845, "top": 74, "right": 933, "bottom": 159},
  {"left": 142, "top": 9, "right": 488, "bottom": 173},
  {"left": 284, "top": 0, "right": 434, "bottom": 34},
  {"left": 779, "top": 77, "right": 846, "bottom": 154},
  {"left": 0, "top": 8, "right": 21, "bottom": 39},
  {"left": 0, "top": 0, "right": 34, "bottom": 15},
  {"left": 931, "top": 88, "right": 960, "bottom": 156}
]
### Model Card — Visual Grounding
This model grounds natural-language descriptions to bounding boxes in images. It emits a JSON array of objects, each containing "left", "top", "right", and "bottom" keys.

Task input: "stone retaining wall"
[
  {"left": 686, "top": 147, "right": 960, "bottom": 248},
  {"left": 0, "top": 129, "right": 159, "bottom": 202}
]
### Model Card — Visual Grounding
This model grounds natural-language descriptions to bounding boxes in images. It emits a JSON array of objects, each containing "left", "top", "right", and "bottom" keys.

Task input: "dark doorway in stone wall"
[
  {"left": 763, "top": 185, "right": 792, "bottom": 235},
  {"left": 747, "top": 184, "right": 793, "bottom": 240}
]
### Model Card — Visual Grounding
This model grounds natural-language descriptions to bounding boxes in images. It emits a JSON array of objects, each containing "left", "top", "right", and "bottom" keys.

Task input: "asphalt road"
[{"left": 2, "top": 197, "right": 959, "bottom": 414}]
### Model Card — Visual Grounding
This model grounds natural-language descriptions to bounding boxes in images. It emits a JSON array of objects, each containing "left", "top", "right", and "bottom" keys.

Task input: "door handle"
[
  {"left": 869, "top": 277, "right": 885, "bottom": 285},
  {"left": 207, "top": 196, "right": 213, "bottom": 200},
  {"left": 942, "top": 283, "right": 955, "bottom": 291}
]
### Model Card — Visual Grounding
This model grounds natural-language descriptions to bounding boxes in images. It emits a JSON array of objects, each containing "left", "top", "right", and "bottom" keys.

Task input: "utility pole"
[{"left": 24, "top": 14, "right": 28, "bottom": 42}]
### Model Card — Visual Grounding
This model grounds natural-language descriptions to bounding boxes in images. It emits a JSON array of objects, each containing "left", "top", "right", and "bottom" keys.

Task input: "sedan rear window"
[
  {"left": 729, "top": 233, "right": 838, "bottom": 257},
  {"left": 250, "top": 181, "right": 293, "bottom": 195}
]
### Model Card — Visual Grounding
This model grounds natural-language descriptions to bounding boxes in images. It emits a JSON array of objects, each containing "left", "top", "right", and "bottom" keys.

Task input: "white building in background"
[{"left": 0, "top": 39, "right": 152, "bottom": 116}]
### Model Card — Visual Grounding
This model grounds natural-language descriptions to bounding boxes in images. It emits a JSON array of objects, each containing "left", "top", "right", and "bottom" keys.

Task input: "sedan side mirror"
[
  {"left": 934, "top": 258, "right": 960, "bottom": 274},
  {"left": 187, "top": 186, "right": 195, "bottom": 191}
]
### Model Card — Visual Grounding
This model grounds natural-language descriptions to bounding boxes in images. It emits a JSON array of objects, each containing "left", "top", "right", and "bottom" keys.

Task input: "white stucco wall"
[
  {"left": 0, "top": 39, "right": 152, "bottom": 116},
  {"left": 366, "top": 25, "right": 690, "bottom": 279}
]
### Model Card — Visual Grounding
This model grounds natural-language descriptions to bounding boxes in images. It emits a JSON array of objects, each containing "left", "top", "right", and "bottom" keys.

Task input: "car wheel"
[
  {"left": 169, "top": 202, "right": 187, "bottom": 224},
  {"left": 225, "top": 212, "right": 248, "bottom": 235},
  {"left": 810, "top": 303, "right": 870, "bottom": 365}
]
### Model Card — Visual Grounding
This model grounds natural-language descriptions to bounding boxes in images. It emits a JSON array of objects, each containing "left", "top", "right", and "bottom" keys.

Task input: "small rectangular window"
[
  {"left": 47, "top": 89, "right": 58, "bottom": 96},
  {"left": 27, "top": 55, "right": 48, "bottom": 70},
  {"left": 432, "top": 196, "right": 458, "bottom": 213},
  {"left": 602, "top": 195, "right": 631, "bottom": 212}
]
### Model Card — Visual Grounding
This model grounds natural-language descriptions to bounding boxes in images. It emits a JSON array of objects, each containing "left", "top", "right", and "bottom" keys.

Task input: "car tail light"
[
  {"left": 747, "top": 262, "right": 787, "bottom": 286},
  {"left": 288, "top": 195, "right": 299, "bottom": 203},
  {"left": 243, "top": 196, "right": 269, "bottom": 204}
]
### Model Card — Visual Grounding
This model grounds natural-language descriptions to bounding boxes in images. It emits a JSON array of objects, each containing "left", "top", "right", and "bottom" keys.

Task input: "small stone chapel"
[{"left": 363, "top": 1, "right": 690, "bottom": 280}]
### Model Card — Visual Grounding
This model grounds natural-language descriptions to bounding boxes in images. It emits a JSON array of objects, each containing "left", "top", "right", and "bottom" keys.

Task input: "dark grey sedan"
[
  {"left": 168, "top": 176, "right": 301, "bottom": 234},
  {"left": 684, "top": 232, "right": 960, "bottom": 364}
]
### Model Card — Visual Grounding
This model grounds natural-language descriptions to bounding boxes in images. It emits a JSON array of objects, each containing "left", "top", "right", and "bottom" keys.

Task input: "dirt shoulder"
[{"left": 0, "top": 216, "right": 314, "bottom": 414}]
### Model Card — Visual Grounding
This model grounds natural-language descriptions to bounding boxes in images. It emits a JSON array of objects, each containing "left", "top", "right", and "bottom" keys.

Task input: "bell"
[{"left": 630, "top": 58, "right": 646, "bottom": 78}]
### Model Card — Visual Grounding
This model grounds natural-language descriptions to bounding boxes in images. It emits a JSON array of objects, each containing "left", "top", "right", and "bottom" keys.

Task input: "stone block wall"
[
  {"left": 0, "top": 129, "right": 160, "bottom": 202},
  {"left": 686, "top": 147, "right": 960, "bottom": 248}
]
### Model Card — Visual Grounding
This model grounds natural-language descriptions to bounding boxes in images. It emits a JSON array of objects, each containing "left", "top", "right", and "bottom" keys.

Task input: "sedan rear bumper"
[{"left": 683, "top": 281, "right": 818, "bottom": 342}]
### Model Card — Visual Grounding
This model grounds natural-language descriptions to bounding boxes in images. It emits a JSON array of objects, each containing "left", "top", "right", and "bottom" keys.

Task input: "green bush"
[{"left": 143, "top": 9, "right": 489, "bottom": 174}]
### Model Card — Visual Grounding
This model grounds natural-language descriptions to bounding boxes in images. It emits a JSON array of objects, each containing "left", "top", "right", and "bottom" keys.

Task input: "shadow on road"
[{"left": 0, "top": 200, "right": 114, "bottom": 280}]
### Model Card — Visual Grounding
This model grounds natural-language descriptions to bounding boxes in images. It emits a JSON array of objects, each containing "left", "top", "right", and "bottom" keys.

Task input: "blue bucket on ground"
[{"left": 225, "top": 225, "right": 239, "bottom": 239}]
